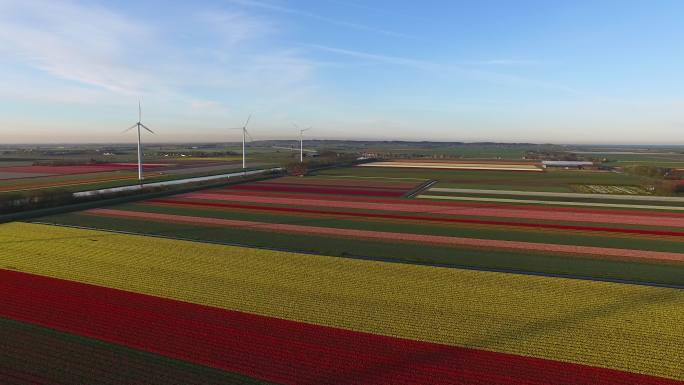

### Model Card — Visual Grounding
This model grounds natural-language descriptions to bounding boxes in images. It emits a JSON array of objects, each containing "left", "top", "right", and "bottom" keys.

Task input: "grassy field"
[
  {"left": 589, "top": 152, "right": 684, "bottom": 165},
  {"left": 360, "top": 144, "right": 533, "bottom": 159}
]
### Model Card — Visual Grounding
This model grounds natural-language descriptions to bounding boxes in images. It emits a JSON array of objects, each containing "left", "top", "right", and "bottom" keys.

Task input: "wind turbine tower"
[
  {"left": 123, "top": 101, "right": 155, "bottom": 181},
  {"left": 230, "top": 115, "right": 253, "bottom": 169},
  {"left": 294, "top": 124, "right": 311, "bottom": 163}
]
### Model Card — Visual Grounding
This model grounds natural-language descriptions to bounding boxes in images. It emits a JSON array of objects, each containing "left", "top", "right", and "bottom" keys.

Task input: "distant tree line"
[
  {"left": 32, "top": 159, "right": 104, "bottom": 166},
  {"left": 0, "top": 189, "right": 76, "bottom": 214},
  {"left": 285, "top": 151, "right": 362, "bottom": 176}
]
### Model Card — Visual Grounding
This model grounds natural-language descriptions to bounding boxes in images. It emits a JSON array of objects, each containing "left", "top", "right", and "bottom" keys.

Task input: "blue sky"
[{"left": 0, "top": 0, "right": 683, "bottom": 144}]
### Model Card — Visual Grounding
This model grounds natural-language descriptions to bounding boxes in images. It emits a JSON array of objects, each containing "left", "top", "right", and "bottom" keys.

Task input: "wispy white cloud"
[
  {"left": 0, "top": 0, "right": 323, "bottom": 143},
  {"left": 225, "top": 0, "right": 411, "bottom": 38},
  {"left": 306, "top": 44, "right": 435, "bottom": 69},
  {"left": 194, "top": 9, "right": 274, "bottom": 47},
  {"left": 190, "top": 99, "right": 225, "bottom": 110},
  {"left": 0, "top": 1, "right": 317, "bottom": 108},
  {"left": 473, "top": 59, "right": 545, "bottom": 66},
  {"left": 307, "top": 44, "right": 579, "bottom": 94},
  {"left": 320, "top": 0, "right": 430, "bottom": 22},
  {"left": 0, "top": 0, "right": 150, "bottom": 93}
]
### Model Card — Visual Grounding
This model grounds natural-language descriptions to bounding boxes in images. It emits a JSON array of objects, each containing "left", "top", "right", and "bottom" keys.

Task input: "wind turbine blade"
[
  {"left": 244, "top": 129, "right": 254, "bottom": 142},
  {"left": 122, "top": 124, "right": 137, "bottom": 133},
  {"left": 302, "top": 128, "right": 311, "bottom": 132},
  {"left": 140, "top": 123, "right": 155, "bottom": 134},
  {"left": 138, "top": 100, "right": 142, "bottom": 122},
  {"left": 244, "top": 114, "right": 252, "bottom": 128},
  {"left": 293, "top": 123, "right": 300, "bottom": 130}
]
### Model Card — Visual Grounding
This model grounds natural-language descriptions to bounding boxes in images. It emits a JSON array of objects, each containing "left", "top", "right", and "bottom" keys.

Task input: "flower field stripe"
[
  {"left": 255, "top": 179, "right": 419, "bottom": 189},
  {"left": 2, "top": 223, "right": 684, "bottom": 380},
  {"left": 148, "top": 198, "right": 684, "bottom": 238},
  {"left": 227, "top": 183, "right": 406, "bottom": 197},
  {"left": 243, "top": 182, "right": 411, "bottom": 191},
  {"left": 315, "top": 174, "right": 428, "bottom": 181},
  {"left": 7, "top": 270, "right": 684, "bottom": 385},
  {"left": 0, "top": 173, "right": 163, "bottom": 193},
  {"left": 259, "top": 180, "right": 419, "bottom": 189},
  {"left": 429, "top": 187, "right": 684, "bottom": 203},
  {"left": 203, "top": 189, "right": 684, "bottom": 218},
  {"left": 418, "top": 194, "right": 684, "bottom": 211},
  {"left": 86, "top": 208, "right": 684, "bottom": 262},
  {"left": 0, "top": 318, "right": 266, "bottom": 385},
  {"left": 0, "top": 164, "right": 137, "bottom": 175},
  {"left": 184, "top": 192, "right": 684, "bottom": 227}
]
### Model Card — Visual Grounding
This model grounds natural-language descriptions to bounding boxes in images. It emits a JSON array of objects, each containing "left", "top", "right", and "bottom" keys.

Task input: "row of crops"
[
  {"left": 3, "top": 170, "right": 684, "bottom": 383},
  {"left": 1, "top": 222, "right": 683, "bottom": 384},
  {"left": 44, "top": 174, "right": 684, "bottom": 285}
]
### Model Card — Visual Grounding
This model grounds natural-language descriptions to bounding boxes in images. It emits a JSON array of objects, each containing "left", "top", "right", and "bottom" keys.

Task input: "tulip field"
[
  {"left": 2, "top": 222, "right": 684, "bottom": 384},
  {"left": 0, "top": 161, "right": 251, "bottom": 195},
  {"left": 43, "top": 174, "right": 684, "bottom": 285},
  {"left": 4, "top": 169, "right": 684, "bottom": 384}
]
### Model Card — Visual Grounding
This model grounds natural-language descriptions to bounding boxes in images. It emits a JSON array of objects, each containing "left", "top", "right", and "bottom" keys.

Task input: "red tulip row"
[
  {"left": 2, "top": 269, "right": 678, "bottom": 385},
  {"left": 0, "top": 164, "right": 162, "bottom": 175},
  {"left": 256, "top": 178, "right": 420, "bottom": 189},
  {"left": 227, "top": 183, "right": 408, "bottom": 197}
]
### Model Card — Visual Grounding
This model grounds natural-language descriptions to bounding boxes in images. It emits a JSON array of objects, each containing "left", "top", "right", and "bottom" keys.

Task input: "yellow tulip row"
[{"left": 1, "top": 222, "right": 683, "bottom": 380}]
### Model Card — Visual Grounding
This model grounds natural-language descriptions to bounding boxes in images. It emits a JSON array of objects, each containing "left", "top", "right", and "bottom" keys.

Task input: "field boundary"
[
  {"left": 404, "top": 179, "right": 437, "bottom": 198},
  {"left": 28, "top": 221, "right": 684, "bottom": 291}
]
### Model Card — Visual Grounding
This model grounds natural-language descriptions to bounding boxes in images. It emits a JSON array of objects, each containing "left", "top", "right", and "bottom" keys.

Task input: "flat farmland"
[
  {"left": 0, "top": 163, "right": 168, "bottom": 195},
  {"left": 7, "top": 166, "right": 684, "bottom": 384},
  {"left": 0, "top": 161, "right": 258, "bottom": 196},
  {"left": 419, "top": 186, "right": 684, "bottom": 210},
  {"left": 316, "top": 166, "right": 653, "bottom": 193}
]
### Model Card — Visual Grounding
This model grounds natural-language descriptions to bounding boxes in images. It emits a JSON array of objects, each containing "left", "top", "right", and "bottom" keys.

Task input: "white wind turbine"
[
  {"left": 229, "top": 115, "right": 253, "bottom": 169},
  {"left": 294, "top": 124, "right": 311, "bottom": 163},
  {"left": 123, "top": 101, "right": 155, "bottom": 182}
]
